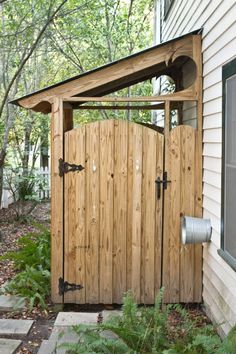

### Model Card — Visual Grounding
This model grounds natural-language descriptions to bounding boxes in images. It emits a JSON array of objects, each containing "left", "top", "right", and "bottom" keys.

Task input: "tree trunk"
[{"left": 0, "top": 150, "right": 6, "bottom": 206}]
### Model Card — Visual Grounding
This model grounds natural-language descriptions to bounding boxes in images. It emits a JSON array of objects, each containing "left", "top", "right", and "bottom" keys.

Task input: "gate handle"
[
  {"left": 155, "top": 177, "right": 162, "bottom": 199},
  {"left": 155, "top": 172, "right": 171, "bottom": 199}
]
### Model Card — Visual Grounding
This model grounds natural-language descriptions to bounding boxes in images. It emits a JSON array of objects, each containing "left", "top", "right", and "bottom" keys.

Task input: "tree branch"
[{"left": 0, "top": 0, "right": 69, "bottom": 118}]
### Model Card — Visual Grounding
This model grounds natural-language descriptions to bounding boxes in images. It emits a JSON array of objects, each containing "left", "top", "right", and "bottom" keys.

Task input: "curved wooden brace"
[{"left": 19, "top": 100, "right": 52, "bottom": 114}]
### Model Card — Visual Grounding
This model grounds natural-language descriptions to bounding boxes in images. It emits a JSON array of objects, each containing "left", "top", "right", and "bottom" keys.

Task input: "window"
[
  {"left": 164, "top": 0, "right": 174, "bottom": 18},
  {"left": 218, "top": 58, "right": 236, "bottom": 271}
]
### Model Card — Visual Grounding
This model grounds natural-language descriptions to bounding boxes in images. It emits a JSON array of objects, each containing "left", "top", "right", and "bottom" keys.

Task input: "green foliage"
[
  {"left": 217, "top": 326, "right": 236, "bottom": 354},
  {"left": 0, "top": 223, "right": 50, "bottom": 270},
  {"left": 0, "top": 224, "right": 50, "bottom": 309},
  {"left": 1, "top": 0, "right": 155, "bottom": 205},
  {"left": 3, "top": 266, "right": 50, "bottom": 310},
  {"left": 61, "top": 290, "right": 236, "bottom": 354}
]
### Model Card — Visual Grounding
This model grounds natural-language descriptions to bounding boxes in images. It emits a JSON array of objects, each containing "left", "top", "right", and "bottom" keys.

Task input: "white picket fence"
[{"left": 1, "top": 167, "right": 51, "bottom": 209}]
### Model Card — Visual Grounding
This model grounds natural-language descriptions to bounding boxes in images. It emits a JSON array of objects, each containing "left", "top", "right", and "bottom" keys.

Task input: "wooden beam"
[
  {"left": 63, "top": 91, "right": 197, "bottom": 103},
  {"left": 74, "top": 104, "right": 166, "bottom": 110},
  {"left": 17, "top": 34, "right": 195, "bottom": 110}
]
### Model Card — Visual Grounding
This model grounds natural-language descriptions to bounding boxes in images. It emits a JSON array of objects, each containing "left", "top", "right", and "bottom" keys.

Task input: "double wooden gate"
[{"left": 63, "top": 119, "right": 202, "bottom": 304}]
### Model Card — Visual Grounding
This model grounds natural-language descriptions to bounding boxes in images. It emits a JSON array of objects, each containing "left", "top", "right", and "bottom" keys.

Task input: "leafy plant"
[
  {"left": 61, "top": 289, "right": 171, "bottom": 353},
  {"left": 0, "top": 224, "right": 50, "bottom": 309},
  {"left": 3, "top": 266, "right": 50, "bottom": 310},
  {"left": 60, "top": 290, "right": 236, "bottom": 354}
]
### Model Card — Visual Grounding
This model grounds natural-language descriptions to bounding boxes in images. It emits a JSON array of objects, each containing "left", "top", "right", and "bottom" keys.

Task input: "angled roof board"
[{"left": 10, "top": 29, "right": 202, "bottom": 113}]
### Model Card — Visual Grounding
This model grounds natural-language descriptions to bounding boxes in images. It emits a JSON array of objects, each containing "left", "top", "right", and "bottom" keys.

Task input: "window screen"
[
  {"left": 224, "top": 74, "right": 236, "bottom": 259},
  {"left": 164, "top": 0, "right": 174, "bottom": 18}
]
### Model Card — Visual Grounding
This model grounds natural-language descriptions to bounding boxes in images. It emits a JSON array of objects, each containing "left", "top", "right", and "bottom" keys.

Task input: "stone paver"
[
  {"left": 38, "top": 327, "right": 79, "bottom": 354},
  {"left": 0, "top": 319, "right": 34, "bottom": 335},
  {"left": 0, "top": 295, "right": 26, "bottom": 312},
  {"left": 37, "top": 340, "right": 53, "bottom": 354},
  {"left": 102, "top": 310, "right": 122, "bottom": 321},
  {"left": 54, "top": 312, "right": 98, "bottom": 326},
  {"left": 0, "top": 338, "right": 22, "bottom": 354},
  {"left": 38, "top": 311, "right": 123, "bottom": 354}
]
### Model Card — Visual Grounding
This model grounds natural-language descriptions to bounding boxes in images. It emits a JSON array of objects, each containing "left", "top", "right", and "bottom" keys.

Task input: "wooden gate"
[
  {"left": 63, "top": 119, "right": 164, "bottom": 304},
  {"left": 62, "top": 118, "right": 202, "bottom": 304}
]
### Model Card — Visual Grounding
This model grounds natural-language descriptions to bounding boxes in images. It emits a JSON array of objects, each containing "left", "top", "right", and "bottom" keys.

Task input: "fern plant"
[
  {"left": 0, "top": 224, "right": 50, "bottom": 309},
  {"left": 61, "top": 289, "right": 172, "bottom": 353},
  {"left": 60, "top": 290, "right": 236, "bottom": 354},
  {"left": 0, "top": 223, "right": 50, "bottom": 271}
]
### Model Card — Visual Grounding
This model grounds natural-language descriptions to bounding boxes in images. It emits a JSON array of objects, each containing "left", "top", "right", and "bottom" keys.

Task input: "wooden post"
[
  {"left": 51, "top": 99, "right": 73, "bottom": 303},
  {"left": 163, "top": 101, "right": 171, "bottom": 302},
  {"left": 193, "top": 34, "right": 203, "bottom": 302}
]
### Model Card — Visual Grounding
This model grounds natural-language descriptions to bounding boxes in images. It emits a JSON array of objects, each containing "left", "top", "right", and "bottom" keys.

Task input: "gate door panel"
[
  {"left": 64, "top": 120, "right": 164, "bottom": 304},
  {"left": 162, "top": 125, "right": 202, "bottom": 303}
]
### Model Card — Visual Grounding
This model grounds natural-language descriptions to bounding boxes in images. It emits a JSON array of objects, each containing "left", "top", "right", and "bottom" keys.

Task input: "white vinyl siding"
[{"left": 158, "top": 0, "right": 236, "bottom": 336}]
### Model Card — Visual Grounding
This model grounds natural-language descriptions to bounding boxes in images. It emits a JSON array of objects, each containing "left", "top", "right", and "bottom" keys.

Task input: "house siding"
[{"left": 157, "top": 0, "right": 236, "bottom": 335}]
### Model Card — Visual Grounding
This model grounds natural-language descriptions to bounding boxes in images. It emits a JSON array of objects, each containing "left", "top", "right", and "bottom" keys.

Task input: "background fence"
[{"left": 1, "top": 167, "right": 50, "bottom": 209}]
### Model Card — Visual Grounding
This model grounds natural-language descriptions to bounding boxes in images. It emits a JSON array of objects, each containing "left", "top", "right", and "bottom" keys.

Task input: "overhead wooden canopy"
[{"left": 10, "top": 29, "right": 202, "bottom": 114}]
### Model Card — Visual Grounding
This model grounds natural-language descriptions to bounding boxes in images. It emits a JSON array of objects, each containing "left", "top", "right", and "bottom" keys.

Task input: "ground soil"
[{"left": 0, "top": 201, "right": 211, "bottom": 353}]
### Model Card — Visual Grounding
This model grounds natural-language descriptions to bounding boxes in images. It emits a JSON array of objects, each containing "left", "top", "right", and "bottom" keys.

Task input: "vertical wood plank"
[
  {"left": 141, "top": 128, "right": 157, "bottom": 304},
  {"left": 126, "top": 123, "right": 133, "bottom": 292},
  {"left": 168, "top": 127, "right": 181, "bottom": 303},
  {"left": 162, "top": 101, "right": 171, "bottom": 303},
  {"left": 85, "top": 122, "right": 100, "bottom": 303},
  {"left": 75, "top": 127, "right": 86, "bottom": 304},
  {"left": 99, "top": 120, "right": 114, "bottom": 303},
  {"left": 180, "top": 127, "right": 195, "bottom": 302},
  {"left": 193, "top": 35, "right": 203, "bottom": 302},
  {"left": 50, "top": 98, "right": 63, "bottom": 303},
  {"left": 155, "top": 133, "right": 164, "bottom": 296},
  {"left": 113, "top": 120, "right": 128, "bottom": 303},
  {"left": 130, "top": 123, "right": 142, "bottom": 303},
  {"left": 64, "top": 130, "right": 76, "bottom": 303},
  {"left": 163, "top": 124, "right": 199, "bottom": 303}
]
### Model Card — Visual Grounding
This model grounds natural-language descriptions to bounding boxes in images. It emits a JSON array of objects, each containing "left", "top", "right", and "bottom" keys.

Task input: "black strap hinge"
[
  {"left": 58, "top": 277, "right": 83, "bottom": 296},
  {"left": 59, "top": 158, "right": 84, "bottom": 177}
]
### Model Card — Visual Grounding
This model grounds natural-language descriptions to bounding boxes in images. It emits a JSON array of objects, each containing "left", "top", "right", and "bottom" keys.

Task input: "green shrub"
[
  {"left": 61, "top": 290, "right": 236, "bottom": 354},
  {"left": 0, "top": 224, "right": 50, "bottom": 309},
  {"left": 61, "top": 289, "right": 171, "bottom": 353}
]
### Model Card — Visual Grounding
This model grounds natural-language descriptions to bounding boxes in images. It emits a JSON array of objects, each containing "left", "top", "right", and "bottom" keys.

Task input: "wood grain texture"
[
  {"left": 63, "top": 90, "right": 196, "bottom": 103},
  {"left": 75, "top": 127, "right": 86, "bottom": 304},
  {"left": 163, "top": 125, "right": 200, "bottom": 303},
  {"left": 162, "top": 101, "right": 171, "bottom": 303},
  {"left": 193, "top": 35, "right": 203, "bottom": 302},
  {"left": 130, "top": 123, "right": 143, "bottom": 303},
  {"left": 99, "top": 120, "right": 114, "bottom": 303},
  {"left": 85, "top": 123, "right": 100, "bottom": 303},
  {"left": 180, "top": 127, "right": 195, "bottom": 302},
  {"left": 126, "top": 123, "right": 134, "bottom": 292},
  {"left": 64, "top": 129, "right": 77, "bottom": 303},
  {"left": 141, "top": 128, "right": 158, "bottom": 303},
  {"left": 50, "top": 98, "right": 64, "bottom": 303},
  {"left": 17, "top": 34, "right": 197, "bottom": 111},
  {"left": 155, "top": 133, "right": 164, "bottom": 295},
  {"left": 61, "top": 117, "right": 202, "bottom": 305},
  {"left": 168, "top": 126, "right": 181, "bottom": 303},
  {"left": 113, "top": 120, "right": 128, "bottom": 303}
]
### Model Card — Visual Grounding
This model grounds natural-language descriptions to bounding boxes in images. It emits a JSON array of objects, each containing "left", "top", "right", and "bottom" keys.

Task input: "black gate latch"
[
  {"left": 59, "top": 158, "right": 84, "bottom": 177},
  {"left": 155, "top": 171, "right": 171, "bottom": 199},
  {"left": 58, "top": 277, "right": 83, "bottom": 296}
]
